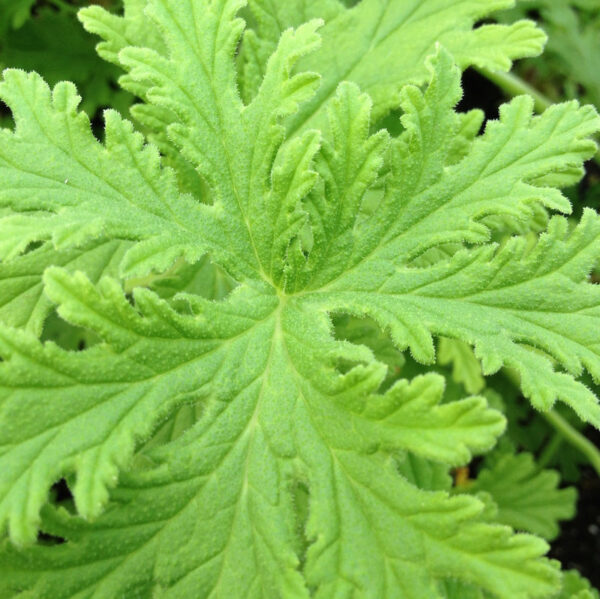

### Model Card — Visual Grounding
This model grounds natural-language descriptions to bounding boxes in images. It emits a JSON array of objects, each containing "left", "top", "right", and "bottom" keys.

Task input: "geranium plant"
[{"left": 0, "top": 1, "right": 599, "bottom": 598}]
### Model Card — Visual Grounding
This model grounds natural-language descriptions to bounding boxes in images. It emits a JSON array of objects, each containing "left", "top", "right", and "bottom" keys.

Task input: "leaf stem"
[
  {"left": 541, "top": 410, "right": 600, "bottom": 478},
  {"left": 47, "top": 0, "right": 78, "bottom": 14},
  {"left": 502, "top": 367, "right": 600, "bottom": 477},
  {"left": 477, "top": 68, "right": 552, "bottom": 113},
  {"left": 478, "top": 67, "right": 600, "bottom": 165},
  {"left": 536, "top": 433, "right": 564, "bottom": 471}
]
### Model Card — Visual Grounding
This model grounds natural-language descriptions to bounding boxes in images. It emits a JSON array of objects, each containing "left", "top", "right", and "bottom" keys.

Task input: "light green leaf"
[
  {"left": 307, "top": 209, "right": 600, "bottom": 425},
  {"left": 334, "top": 314, "right": 405, "bottom": 378},
  {"left": 296, "top": 50, "right": 600, "bottom": 426},
  {"left": 0, "top": 2, "right": 598, "bottom": 597},
  {"left": 79, "top": 0, "right": 165, "bottom": 69},
  {"left": 105, "top": 1, "right": 324, "bottom": 284},
  {"left": 0, "top": 268, "right": 278, "bottom": 546},
  {"left": 439, "top": 580, "right": 487, "bottom": 599},
  {"left": 0, "top": 275, "right": 555, "bottom": 596},
  {"left": 0, "top": 460, "right": 559, "bottom": 598},
  {"left": 289, "top": 0, "right": 546, "bottom": 132},
  {"left": 395, "top": 453, "right": 453, "bottom": 492},
  {"left": 439, "top": 338, "right": 486, "bottom": 394},
  {"left": 302, "top": 81, "right": 389, "bottom": 289},
  {"left": 447, "top": 109, "right": 486, "bottom": 166},
  {"left": 78, "top": 0, "right": 196, "bottom": 189},
  {"left": 81, "top": 0, "right": 546, "bottom": 140},
  {"left": 557, "top": 570, "right": 600, "bottom": 599},
  {"left": 465, "top": 452, "right": 577, "bottom": 540},
  {"left": 0, "top": 71, "right": 208, "bottom": 278},
  {"left": 350, "top": 374, "right": 506, "bottom": 465},
  {"left": 0, "top": 240, "right": 127, "bottom": 335},
  {"left": 239, "top": 0, "right": 345, "bottom": 102},
  {"left": 299, "top": 48, "right": 600, "bottom": 291},
  {"left": 150, "top": 256, "right": 237, "bottom": 301}
]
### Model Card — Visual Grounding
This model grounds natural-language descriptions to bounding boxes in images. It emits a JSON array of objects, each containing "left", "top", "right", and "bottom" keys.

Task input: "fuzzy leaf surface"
[
  {"left": 80, "top": 0, "right": 546, "bottom": 144},
  {"left": 465, "top": 452, "right": 577, "bottom": 540},
  {"left": 0, "top": 1, "right": 599, "bottom": 598},
  {"left": 0, "top": 241, "right": 127, "bottom": 335}
]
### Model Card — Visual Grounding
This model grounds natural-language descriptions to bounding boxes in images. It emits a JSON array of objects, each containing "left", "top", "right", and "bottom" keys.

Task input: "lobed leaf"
[
  {"left": 465, "top": 452, "right": 577, "bottom": 540},
  {"left": 0, "top": 241, "right": 127, "bottom": 335},
  {"left": 0, "top": 272, "right": 554, "bottom": 597},
  {"left": 0, "top": 71, "right": 207, "bottom": 278},
  {"left": 0, "top": 1, "right": 598, "bottom": 597}
]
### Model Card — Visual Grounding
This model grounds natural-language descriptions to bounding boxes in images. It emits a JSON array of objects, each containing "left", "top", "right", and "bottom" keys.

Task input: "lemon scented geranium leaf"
[{"left": 0, "top": 1, "right": 598, "bottom": 598}]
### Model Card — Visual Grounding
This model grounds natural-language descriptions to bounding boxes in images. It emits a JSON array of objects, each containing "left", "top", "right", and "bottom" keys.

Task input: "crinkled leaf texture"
[
  {"left": 78, "top": 0, "right": 546, "bottom": 185},
  {"left": 0, "top": 1, "right": 598, "bottom": 598},
  {"left": 463, "top": 452, "right": 577, "bottom": 541}
]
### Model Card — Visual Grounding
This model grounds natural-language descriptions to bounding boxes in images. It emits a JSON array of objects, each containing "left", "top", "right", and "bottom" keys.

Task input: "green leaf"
[
  {"left": 350, "top": 374, "right": 506, "bottom": 465},
  {"left": 78, "top": 0, "right": 547, "bottom": 206},
  {"left": 0, "top": 1, "right": 598, "bottom": 597},
  {"left": 439, "top": 338, "right": 486, "bottom": 394},
  {"left": 301, "top": 81, "right": 389, "bottom": 289},
  {"left": 0, "top": 0, "right": 35, "bottom": 35},
  {"left": 439, "top": 580, "right": 487, "bottom": 599},
  {"left": 239, "top": 0, "right": 345, "bottom": 102},
  {"left": 88, "top": 1, "right": 325, "bottom": 283},
  {"left": 308, "top": 209, "right": 600, "bottom": 425},
  {"left": 0, "top": 265, "right": 553, "bottom": 598},
  {"left": 395, "top": 453, "right": 453, "bottom": 492},
  {"left": 465, "top": 452, "right": 577, "bottom": 540},
  {"left": 0, "top": 70, "right": 208, "bottom": 278},
  {"left": 0, "top": 436, "right": 559, "bottom": 599},
  {"left": 81, "top": 0, "right": 546, "bottom": 140},
  {"left": 79, "top": 0, "right": 195, "bottom": 190},
  {"left": 296, "top": 50, "right": 600, "bottom": 426},
  {"left": 150, "top": 256, "right": 237, "bottom": 301},
  {"left": 334, "top": 314, "right": 405, "bottom": 380},
  {"left": 79, "top": 0, "right": 165, "bottom": 69},
  {"left": 0, "top": 267, "right": 278, "bottom": 546},
  {"left": 501, "top": 0, "right": 600, "bottom": 109},
  {"left": 0, "top": 240, "right": 127, "bottom": 335},
  {"left": 557, "top": 570, "right": 600, "bottom": 599},
  {"left": 289, "top": 0, "right": 545, "bottom": 132},
  {"left": 300, "top": 48, "right": 600, "bottom": 290},
  {"left": 541, "top": 2, "right": 600, "bottom": 108},
  {"left": 0, "top": 10, "right": 130, "bottom": 116}
]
